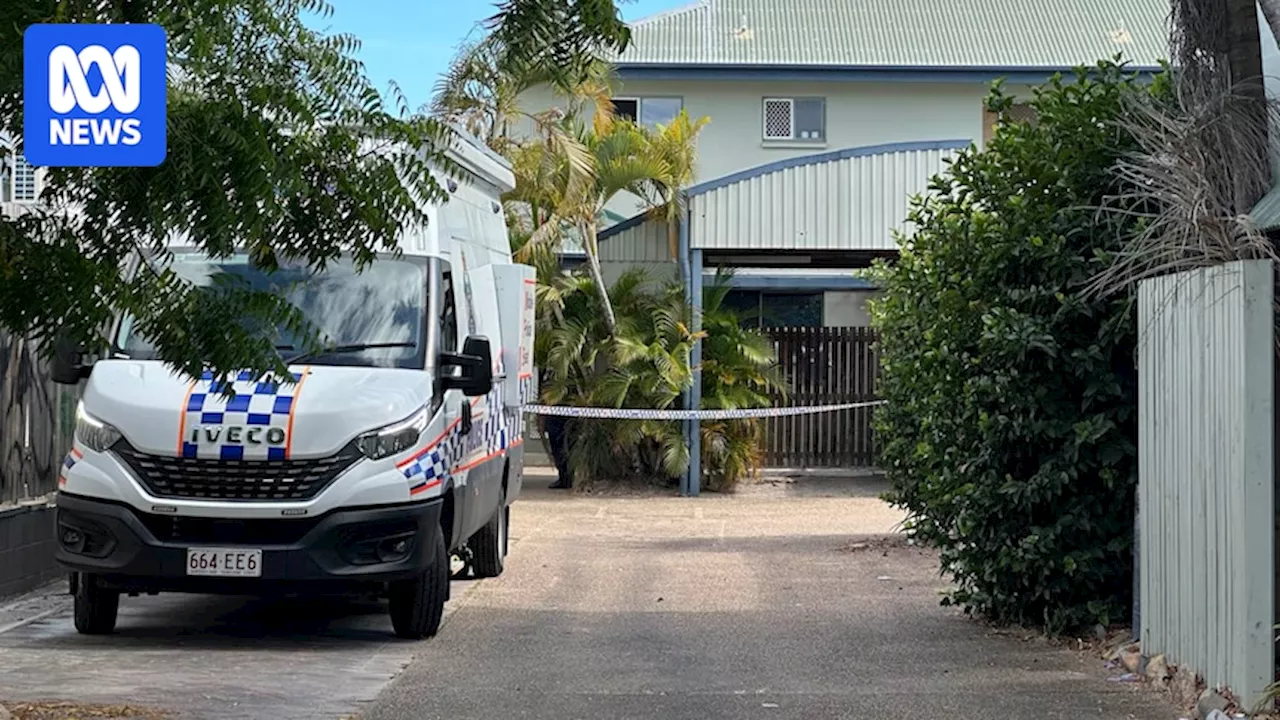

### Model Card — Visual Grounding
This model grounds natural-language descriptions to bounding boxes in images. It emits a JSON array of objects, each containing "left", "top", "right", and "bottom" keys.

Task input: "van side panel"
[{"left": 436, "top": 185, "right": 519, "bottom": 545}]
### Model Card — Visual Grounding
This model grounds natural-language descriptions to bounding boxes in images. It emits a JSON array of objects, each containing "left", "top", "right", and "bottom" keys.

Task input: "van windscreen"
[{"left": 114, "top": 250, "right": 429, "bottom": 370}]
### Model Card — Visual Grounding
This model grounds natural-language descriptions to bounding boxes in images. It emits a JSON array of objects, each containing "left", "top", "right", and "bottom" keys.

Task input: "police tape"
[{"left": 521, "top": 400, "right": 886, "bottom": 420}]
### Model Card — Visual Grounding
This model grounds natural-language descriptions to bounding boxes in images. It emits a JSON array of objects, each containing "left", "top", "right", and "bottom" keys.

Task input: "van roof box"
[{"left": 435, "top": 124, "right": 516, "bottom": 195}]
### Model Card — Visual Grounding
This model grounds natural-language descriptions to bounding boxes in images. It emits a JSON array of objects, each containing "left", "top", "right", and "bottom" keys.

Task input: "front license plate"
[{"left": 186, "top": 547, "right": 262, "bottom": 577}]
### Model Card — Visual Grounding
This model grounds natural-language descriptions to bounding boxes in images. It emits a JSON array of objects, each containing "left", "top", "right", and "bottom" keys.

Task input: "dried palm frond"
[{"left": 1086, "top": 70, "right": 1280, "bottom": 300}]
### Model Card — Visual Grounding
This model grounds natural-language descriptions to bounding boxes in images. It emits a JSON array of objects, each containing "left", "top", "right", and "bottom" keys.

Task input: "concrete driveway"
[
  {"left": 367, "top": 475, "right": 1176, "bottom": 720},
  {"left": 0, "top": 474, "right": 1176, "bottom": 720},
  {"left": 0, "top": 572, "right": 481, "bottom": 719}
]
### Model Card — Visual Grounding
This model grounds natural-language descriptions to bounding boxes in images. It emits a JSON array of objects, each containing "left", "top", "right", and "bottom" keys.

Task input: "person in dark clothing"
[{"left": 544, "top": 414, "right": 572, "bottom": 489}]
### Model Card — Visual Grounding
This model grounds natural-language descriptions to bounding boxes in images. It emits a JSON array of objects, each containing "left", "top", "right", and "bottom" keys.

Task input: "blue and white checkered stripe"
[
  {"left": 399, "top": 427, "right": 466, "bottom": 495},
  {"left": 397, "top": 388, "right": 522, "bottom": 495},
  {"left": 181, "top": 369, "right": 306, "bottom": 461},
  {"left": 518, "top": 373, "right": 536, "bottom": 406},
  {"left": 396, "top": 352, "right": 530, "bottom": 496}
]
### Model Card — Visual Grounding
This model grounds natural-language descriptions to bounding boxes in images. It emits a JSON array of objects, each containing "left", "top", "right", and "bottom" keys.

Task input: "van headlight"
[
  {"left": 75, "top": 402, "right": 122, "bottom": 452},
  {"left": 356, "top": 406, "right": 429, "bottom": 460}
]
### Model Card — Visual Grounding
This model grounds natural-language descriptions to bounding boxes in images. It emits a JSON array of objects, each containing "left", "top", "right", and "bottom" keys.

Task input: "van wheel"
[
  {"left": 469, "top": 491, "right": 507, "bottom": 578},
  {"left": 73, "top": 572, "right": 119, "bottom": 635},
  {"left": 388, "top": 523, "right": 448, "bottom": 640}
]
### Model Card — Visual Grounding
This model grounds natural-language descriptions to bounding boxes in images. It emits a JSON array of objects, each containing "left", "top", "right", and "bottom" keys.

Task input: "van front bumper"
[{"left": 54, "top": 492, "right": 443, "bottom": 595}]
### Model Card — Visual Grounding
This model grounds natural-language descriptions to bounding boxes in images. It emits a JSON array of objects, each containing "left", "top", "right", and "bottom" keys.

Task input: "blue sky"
[{"left": 308, "top": 0, "right": 689, "bottom": 114}]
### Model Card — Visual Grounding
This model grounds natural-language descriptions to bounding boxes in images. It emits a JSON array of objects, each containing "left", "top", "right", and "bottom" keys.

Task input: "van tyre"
[
  {"left": 388, "top": 523, "right": 448, "bottom": 640},
  {"left": 469, "top": 491, "right": 507, "bottom": 578},
  {"left": 73, "top": 572, "right": 119, "bottom": 635}
]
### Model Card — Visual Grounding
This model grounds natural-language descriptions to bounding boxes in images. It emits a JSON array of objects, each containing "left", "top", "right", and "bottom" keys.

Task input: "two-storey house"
[{"left": 526, "top": 0, "right": 1168, "bottom": 327}]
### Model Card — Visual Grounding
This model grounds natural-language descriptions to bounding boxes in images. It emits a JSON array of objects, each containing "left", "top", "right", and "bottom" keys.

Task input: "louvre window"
[
  {"left": 982, "top": 102, "right": 1038, "bottom": 145},
  {"left": 11, "top": 154, "right": 36, "bottom": 202},
  {"left": 1, "top": 146, "right": 38, "bottom": 204}
]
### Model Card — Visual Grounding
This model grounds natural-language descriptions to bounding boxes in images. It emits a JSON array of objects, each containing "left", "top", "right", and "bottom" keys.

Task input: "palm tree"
[
  {"left": 644, "top": 110, "right": 711, "bottom": 261},
  {"left": 435, "top": 23, "right": 709, "bottom": 337},
  {"left": 536, "top": 267, "right": 699, "bottom": 485},
  {"left": 697, "top": 272, "right": 786, "bottom": 490},
  {"left": 431, "top": 34, "right": 616, "bottom": 155},
  {"left": 1169, "top": 0, "right": 1278, "bottom": 213},
  {"left": 511, "top": 116, "right": 683, "bottom": 335}
]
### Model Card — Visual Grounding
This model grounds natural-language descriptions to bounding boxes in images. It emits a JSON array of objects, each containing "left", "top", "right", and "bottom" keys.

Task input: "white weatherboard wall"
[
  {"left": 1137, "top": 260, "right": 1275, "bottom": 708},
  {"left": 595, "top": 80, "right": 989, "bottom": 184},
  {"left": 516, "top": 79, "right": 1003, "bottom": 221}
]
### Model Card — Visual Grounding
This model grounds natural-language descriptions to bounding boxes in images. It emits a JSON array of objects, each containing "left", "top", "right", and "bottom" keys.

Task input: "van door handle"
[{"left": 460, "top": 401, "right": 473, "bottom": 435}]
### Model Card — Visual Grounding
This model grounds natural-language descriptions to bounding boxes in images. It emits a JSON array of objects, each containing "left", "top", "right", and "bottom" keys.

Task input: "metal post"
[
  {"left": 678, "top": 213, "right": 693, "bottom": 496},
  {"left": 687, "top": 247, "right": 704, "bottom": 497}
]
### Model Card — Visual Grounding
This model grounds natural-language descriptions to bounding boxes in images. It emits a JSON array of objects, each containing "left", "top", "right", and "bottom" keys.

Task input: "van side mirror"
[
  {"left": 439, "top": 336, "right": 493, "bottom": 397},
  {"left": 50, "top": 336, "right": 91, "bottom": 385}
]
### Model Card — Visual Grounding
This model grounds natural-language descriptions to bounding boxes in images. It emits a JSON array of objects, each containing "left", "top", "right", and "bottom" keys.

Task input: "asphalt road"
[{"left": 0, "top": 474, "right": 1176, "bottom": 720}]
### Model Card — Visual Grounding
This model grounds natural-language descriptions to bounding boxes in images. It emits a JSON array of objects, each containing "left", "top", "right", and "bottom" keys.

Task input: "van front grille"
[{"left": 111, "top": 440, "right": 361, "bottom": 502}]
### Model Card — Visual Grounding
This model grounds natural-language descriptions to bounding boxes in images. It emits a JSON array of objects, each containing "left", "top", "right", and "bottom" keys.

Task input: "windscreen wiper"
[{"left": 284, "top": 342, "right": 417, "bottom": 365}]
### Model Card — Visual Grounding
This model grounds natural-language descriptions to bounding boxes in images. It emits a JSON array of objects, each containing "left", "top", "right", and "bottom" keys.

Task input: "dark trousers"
[{"left": 544, "top": 415, "right": 572, "bottom": 483}]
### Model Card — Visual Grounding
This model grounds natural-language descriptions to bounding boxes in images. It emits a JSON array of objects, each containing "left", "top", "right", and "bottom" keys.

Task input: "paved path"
[
  {"left": 366, "top": 476, "right": 1177, "bottom": 720},
  {"left": 0, "top": 475, "right": 1176, "bottom": 720},
  {"left": 0, "top": 563, "right": 480, "bottom": 719}
]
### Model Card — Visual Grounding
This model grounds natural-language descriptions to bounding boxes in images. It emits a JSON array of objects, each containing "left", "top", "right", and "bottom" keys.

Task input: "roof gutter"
[{"left": 613, "top": 63, "right": 1164, "bottom": 84}]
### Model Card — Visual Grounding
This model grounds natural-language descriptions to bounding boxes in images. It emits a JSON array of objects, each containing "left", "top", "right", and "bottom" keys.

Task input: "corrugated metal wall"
[
  {"left": 1137, "top": 259, "right": 1275, "bottom": 708},
  {"left": 598, "top": 217, "right": 678, "bottom": 287},
  {"left": 690, "top": 146, "right": 958, "bottom": 251}
]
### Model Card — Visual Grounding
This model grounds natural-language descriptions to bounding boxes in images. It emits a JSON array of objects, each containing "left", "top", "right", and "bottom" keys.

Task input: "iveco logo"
[{"left": 189, "top": 426, "right": 286, "bottom": 446}]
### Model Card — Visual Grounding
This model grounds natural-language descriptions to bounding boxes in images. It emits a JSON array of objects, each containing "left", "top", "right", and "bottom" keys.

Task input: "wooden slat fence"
[
  {"left": 762, "top": 326, "right": 879, "bottom": 468},
  {"left": 0, "top": 333, "right": 80, "bottom": 505}
]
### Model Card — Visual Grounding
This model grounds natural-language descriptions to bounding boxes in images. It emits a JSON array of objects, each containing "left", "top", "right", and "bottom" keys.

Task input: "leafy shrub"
[
  {"left": 533, "top": 265, "right": 781, "bottom": 491},
  {"left": 699, "top": 275, "right": 785, "bottom": 491},
  {"left": 538, "top": 269, "right": 694, "bottom": 486},
  {"left": 870, "top": 62, "right": 1161, "bottom": 631}
]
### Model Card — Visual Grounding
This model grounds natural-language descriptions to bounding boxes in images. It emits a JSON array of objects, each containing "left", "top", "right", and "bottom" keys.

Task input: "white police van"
[{"left": 49, "top": 130, "right": 537, "bottom": 640}]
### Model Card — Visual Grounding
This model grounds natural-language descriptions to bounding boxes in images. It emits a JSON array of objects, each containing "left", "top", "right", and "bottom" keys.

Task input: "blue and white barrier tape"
[{"left": 522, "top": 400, "right": 886, "bottom": 420}]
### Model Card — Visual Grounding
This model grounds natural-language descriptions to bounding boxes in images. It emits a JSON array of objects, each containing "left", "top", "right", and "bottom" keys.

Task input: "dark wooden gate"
[{"left": 762, "top": 326, "right": 879, "bottom": 468}]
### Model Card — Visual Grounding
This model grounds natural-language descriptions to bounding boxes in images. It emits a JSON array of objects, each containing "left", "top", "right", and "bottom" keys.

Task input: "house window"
[
  {"left": 763, "top": 98, "right": 825, "bottom": 142},
  {"left": 11, "top": 154, "right": 36, "bottom": 202},
  {"left": 982, "top": 102, "right": 1038, "bottom": 145},
  {"left": 724, "top": 290, "right": 825, "bottom": 328},
  {"left": 0, "top": 146, "right": 38, "bottom": 204},
  {"left": 610, "top": 97, "right": 683, "bottom": 128}
]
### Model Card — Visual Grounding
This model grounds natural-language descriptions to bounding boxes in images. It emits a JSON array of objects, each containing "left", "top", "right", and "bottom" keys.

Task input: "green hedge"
[{"left": 871, "top": 62, "right": 1163, "bottom": 631}]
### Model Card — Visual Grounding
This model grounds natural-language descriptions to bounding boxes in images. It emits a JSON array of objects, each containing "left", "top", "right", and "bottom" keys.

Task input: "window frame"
[
  {"left": 611, "top": 96, "right": 640, "bottom": 123},
  {"left": 982, "top": 101, "right": 1037, "bottom": 145},
  {"left": 610, "top": 96, "right": 684, "bottom": 129},
  {"left": 10, "top": 154, "right": 37, "bottom": 202},
  {"left": 439, "top": 269, "right": 458, "bottom": 354},
  {"left": 762, "top": 96, "right": 827, "bottom": 143},
  {"left": 0, "top": 142, "right": 39, "bottom": 204}
]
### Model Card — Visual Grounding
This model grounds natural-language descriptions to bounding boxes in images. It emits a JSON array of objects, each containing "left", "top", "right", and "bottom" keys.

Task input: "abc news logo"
[
  {"left": 23, "top": 24, "right": 167, "bottom": 167},
  {"left": 48, "top": 44, "right": 143, "bottom": 147}
]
